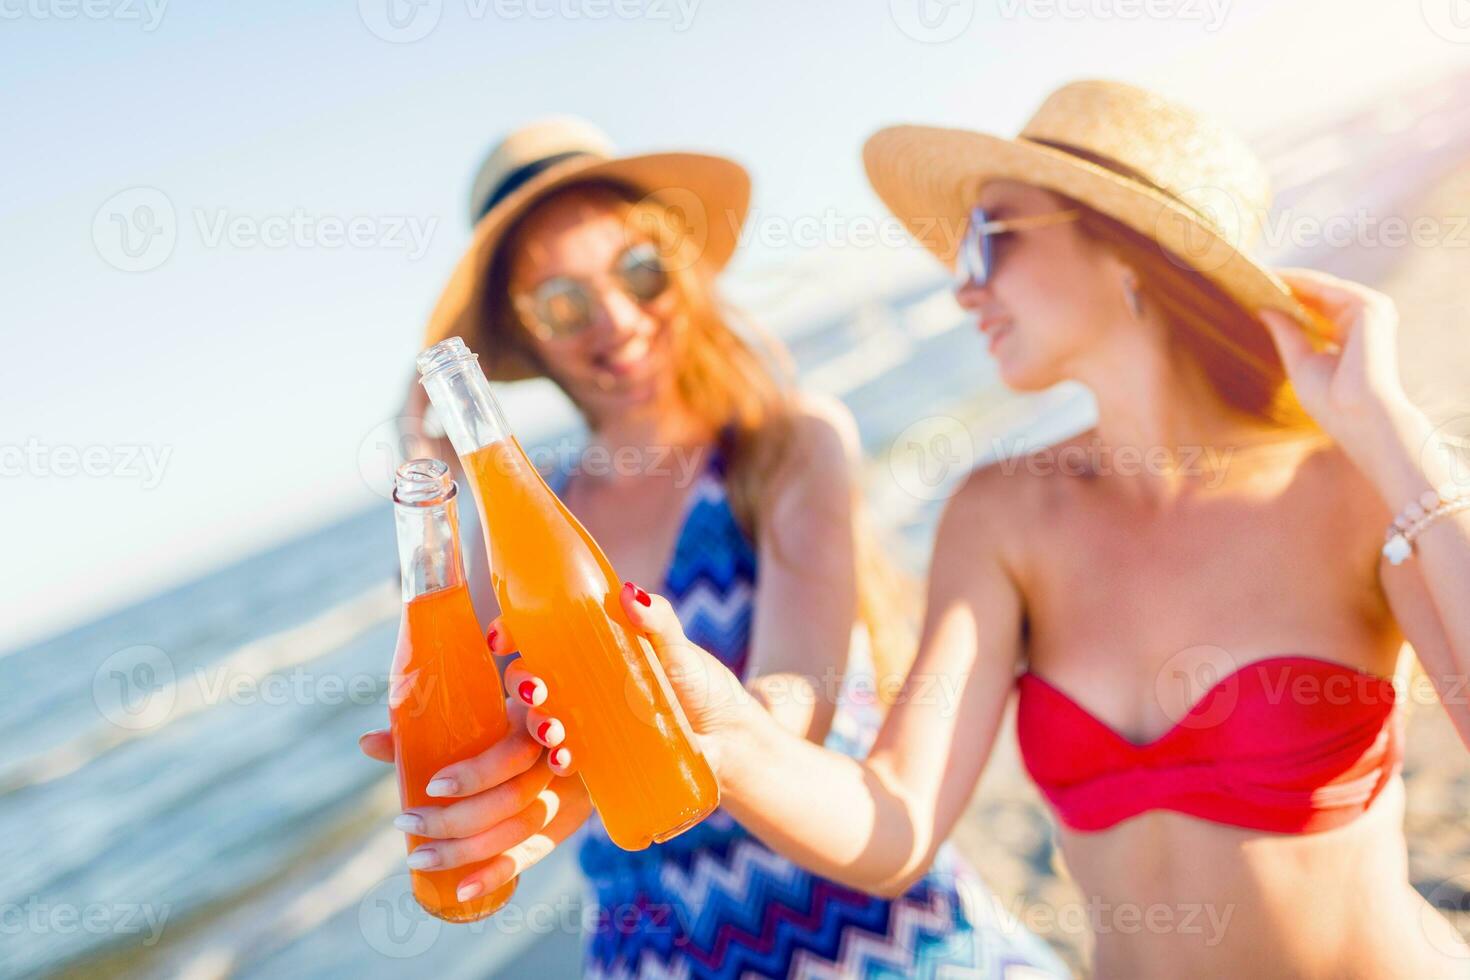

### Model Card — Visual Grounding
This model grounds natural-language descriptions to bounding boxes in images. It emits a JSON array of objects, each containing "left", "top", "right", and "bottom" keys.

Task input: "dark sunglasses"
[
  {"left": 514, "top": 242, "right": 672, "bottom": 340},
  {"left": 957, "top": 205, "right": 1081, "bottom": 289}
]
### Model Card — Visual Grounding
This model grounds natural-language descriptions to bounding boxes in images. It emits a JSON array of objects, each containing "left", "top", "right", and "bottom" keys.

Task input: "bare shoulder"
[
  {"left": 1288, "top": 434, "right": 1393, "bottom": 521},
  {"left": 940, "top": 430, "right": 1090, "bottom": 537},
  {"left": 759, "top": 391, "right": 860, "bottom": 499},
  {"left": 779, "top": 390, "right": 861, "bottom": 470},
  {"left": 751, "top": 391, "right": 860, "bottom": 536}
]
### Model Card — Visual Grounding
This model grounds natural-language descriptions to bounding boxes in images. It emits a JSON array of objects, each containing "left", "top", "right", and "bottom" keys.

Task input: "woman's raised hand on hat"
[{"left": 1261, "top": 269, "right": 1450, "bottom": 501}]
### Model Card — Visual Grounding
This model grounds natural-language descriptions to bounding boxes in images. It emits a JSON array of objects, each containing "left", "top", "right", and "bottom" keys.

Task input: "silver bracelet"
[{"left": 1383, "top": 489, "right": 1470, "bottom": 565}]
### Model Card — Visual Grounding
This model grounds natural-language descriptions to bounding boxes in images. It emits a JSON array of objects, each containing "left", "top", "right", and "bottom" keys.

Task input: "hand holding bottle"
[
  {"left": 417, "top": 338, "right": 728, "bottom": 850},
  {"left": 497, "top": 581, "right": 758, "bottom": 781},
  {"left": 363, "top": 580, "right": 758, "bottom": 893},
  {"left": 358, "top": 657, "right": 594, "bottom": 905}
]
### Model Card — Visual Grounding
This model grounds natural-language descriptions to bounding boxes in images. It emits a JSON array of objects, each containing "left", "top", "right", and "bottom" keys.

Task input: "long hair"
[
  {"left": 480, "top": 182, "right": 916, "bottom": 701},
  {"left": 1070, "top": 202, "right": 1316, "bottom": 429}
]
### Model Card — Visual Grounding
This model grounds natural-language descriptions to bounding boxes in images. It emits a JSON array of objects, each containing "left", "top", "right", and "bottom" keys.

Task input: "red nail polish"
[
  {"left": 486, "top": 627, "right": 498, "bottom": 650},
  {"left": 518, "top": 679, "right": 537, "bottom": 705},
  {"left": 550, "top": 746, "right": 568, "bottom": 768},
  {"left": 633, "top": 585, "right": 651, "bottom": 607},
  {"left": 537, "top": 720, "right": 552, "bottom": 743}
]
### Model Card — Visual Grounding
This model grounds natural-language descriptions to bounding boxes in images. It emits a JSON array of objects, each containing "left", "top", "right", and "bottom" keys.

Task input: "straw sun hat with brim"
[
  {"left": 864, "top": 79, "right": 1328, "bottom": 339},
  {"left": 422, "top": 116, "right": 751, "bottom": 381}
]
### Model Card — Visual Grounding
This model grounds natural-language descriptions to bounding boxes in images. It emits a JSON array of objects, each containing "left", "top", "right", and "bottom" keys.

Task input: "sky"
[{"left": 4, "top": 0, "right": 1469, "bottom": 650}]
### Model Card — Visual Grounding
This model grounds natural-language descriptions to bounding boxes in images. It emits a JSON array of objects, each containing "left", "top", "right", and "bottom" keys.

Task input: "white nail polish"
[
  {"left": 394, "top": 813, "right": 425, "bottom": 834},
  {"left": 457, "top": 881, "right": 483, "bottom": 902},
  {"left": 406, "top": 848, "right": 439, "bottom": 870},
  {"left": 426, "top": 778, "right": 456, "bottom": 797}
]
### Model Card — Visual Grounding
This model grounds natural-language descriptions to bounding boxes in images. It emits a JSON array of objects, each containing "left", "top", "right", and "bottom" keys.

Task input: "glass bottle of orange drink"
[
  {"left": 416, "top": 337, "right": 719, "bottom": 851},
  {"left": 390, "top": 457, "right": 517, "bottom": 920}
]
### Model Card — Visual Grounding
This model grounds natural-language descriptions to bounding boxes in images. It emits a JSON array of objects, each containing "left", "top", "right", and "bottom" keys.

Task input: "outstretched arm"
[
  {"left": 484, "top": 472, "right": 1026, "bottom": 898},
  {"left": 713, "top": 469, "right": 1025, "bottom": 894}
]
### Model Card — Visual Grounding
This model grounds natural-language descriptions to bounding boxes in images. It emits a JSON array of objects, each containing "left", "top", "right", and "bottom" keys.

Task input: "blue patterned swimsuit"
[{"left": 553, "top": 442, "right": 1067, "bottom": 980}]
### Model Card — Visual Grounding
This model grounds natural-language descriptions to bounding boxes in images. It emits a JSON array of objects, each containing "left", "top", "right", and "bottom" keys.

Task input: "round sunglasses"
[
  {"left": 957, "top": 205, "right": 1082, "bottom": 289},
  {"left": 513, "top": 241, "right": 672, "bottom": 340}
]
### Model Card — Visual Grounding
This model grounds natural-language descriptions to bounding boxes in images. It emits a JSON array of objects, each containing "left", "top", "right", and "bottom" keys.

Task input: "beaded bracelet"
[{"left": 1383, "top": 489, "right": 1470, "bottom": 565}]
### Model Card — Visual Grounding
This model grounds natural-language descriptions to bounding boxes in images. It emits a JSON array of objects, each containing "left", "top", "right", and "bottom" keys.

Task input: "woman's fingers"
[
  {"left": 406, "top": 784, "right": 562, "bottom": 873},
  {"left": 547, "top": 744, "right": 575, "bottom": 776},
  {"left": 1260, "top": 309, "right": 1317, "bottom": 377},
  {"left": 1274, "top": 267, "right": 1362, "bottom": 328},
  {"left": 1275, "top": 267, "right": 1399, "bottom": 349},
  {"left": 448, "top": 776, "right": 594, "bottom": 899},
  {"left": 426, "top": 722, "right": 543, "bottom": 798},
  {"left": 503, "top": 659, "right": 547, "bottom": 709},
  {"left": 486, "top": 617, "right": 517, "bottom": 656},
  {"left": 620, "top": 580, "right": 748, "bottom": 730},
  {"left": 525, "top": 706, "right": 565, "bottom": 748},
  {"left": 619, "top": 580, "right": 690, "bottom": 659},
  {"left": 358, "top": 729, "right": 394, "bottom": 764},
  {"left": 399, "top": 761, "right": 555, "bottom": 840}
]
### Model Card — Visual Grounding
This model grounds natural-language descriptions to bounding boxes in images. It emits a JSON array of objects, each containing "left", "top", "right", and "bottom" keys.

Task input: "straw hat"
[
  {"left": 423, "top": 117, "right": 751, "bottom": 380},
  {"left": 864, "top": 80, "right": 1316, "bottom": 327}
]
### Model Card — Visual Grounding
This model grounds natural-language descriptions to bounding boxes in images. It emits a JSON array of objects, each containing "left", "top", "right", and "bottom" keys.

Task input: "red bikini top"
[{"left": 1016, "top": 655, "right": 1403, "bottom": 834}]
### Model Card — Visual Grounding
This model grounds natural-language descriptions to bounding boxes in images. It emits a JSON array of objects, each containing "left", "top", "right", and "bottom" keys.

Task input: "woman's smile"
[
  {"left": 979, "top": 315, "right": 1015, "bottom": 354},
  {"left": 591, "top": 333, "right": 653, "bottom": 377}
]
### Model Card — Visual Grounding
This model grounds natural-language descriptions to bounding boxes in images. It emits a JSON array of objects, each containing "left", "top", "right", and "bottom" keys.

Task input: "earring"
[{"left": 1124, "top": 276, "right": 1143, "bottom": 318}]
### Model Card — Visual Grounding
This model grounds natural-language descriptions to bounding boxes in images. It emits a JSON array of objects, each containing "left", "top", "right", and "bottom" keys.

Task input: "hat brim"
[
  {"left": 864, "top": 125, "right": 1313, "bottom": 325},
  {"left": 424, "top": 151, "right": 751, "bottom": 381}
]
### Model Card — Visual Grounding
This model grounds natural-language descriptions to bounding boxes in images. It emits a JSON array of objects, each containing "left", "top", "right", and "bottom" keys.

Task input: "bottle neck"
[
  {"left": 394, "top": 492, "right": 466, "bottom": 602},
  {"left": 392, "top": 458, "right": 467, "bottom": 602},
  {"left": 417, "top": 339, "right": 514, "bottom": 458}
]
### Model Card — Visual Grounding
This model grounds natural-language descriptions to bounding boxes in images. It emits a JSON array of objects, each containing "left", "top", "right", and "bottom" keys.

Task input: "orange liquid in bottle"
[
  {"left": 462, "top": 437, "right": 719, "bottom": 850},
  {"left": 390, "top": 582, "right": 517, "bottom": 920}
]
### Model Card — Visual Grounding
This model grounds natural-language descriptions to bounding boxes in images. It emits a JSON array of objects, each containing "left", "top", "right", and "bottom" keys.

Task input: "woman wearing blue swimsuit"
[{"left": 358, "top": 117, "right": 1066, "bottom": 978}]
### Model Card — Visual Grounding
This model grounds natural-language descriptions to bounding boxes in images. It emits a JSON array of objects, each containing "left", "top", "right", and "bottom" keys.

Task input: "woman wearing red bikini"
[{"left": 422, "top": 82, "right": 1470, "bottom": 976}]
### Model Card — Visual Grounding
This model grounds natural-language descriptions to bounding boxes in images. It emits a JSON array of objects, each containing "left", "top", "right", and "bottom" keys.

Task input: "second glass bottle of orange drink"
[
  {"left": 416, "top": 338, "right": 719, "bottom": 851},
  {"left": 390, "top": 457, "right": 517, "bottom": 919}
]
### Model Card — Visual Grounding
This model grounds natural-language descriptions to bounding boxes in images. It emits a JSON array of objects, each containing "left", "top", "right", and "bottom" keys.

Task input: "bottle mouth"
[
  {"left": 393, "top": 458, "right": 457, "bottom": 506},
  {"left": 416, "top": 337, "right": 478, "bottom": 382}
]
